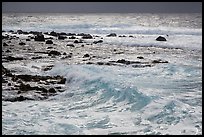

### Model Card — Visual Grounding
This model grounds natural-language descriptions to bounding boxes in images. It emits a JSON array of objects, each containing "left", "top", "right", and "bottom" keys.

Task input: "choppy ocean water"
[{"left": 2, "top": 13, "right": 202, "bottom": 135}]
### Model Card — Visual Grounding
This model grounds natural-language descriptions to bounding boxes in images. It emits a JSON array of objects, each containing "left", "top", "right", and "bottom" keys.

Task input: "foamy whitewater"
[{"left": 2, "top": 13, "right": 202, "bottom": 135}]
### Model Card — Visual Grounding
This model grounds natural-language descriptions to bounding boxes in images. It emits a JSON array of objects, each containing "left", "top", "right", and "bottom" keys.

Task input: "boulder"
[
  {"left": 156, "top": 36, "right": 167, "bottom": 41},
  {"left": 34, "top": 34, "right": 45, "bottom": 41},
  {"left": 81, "top": 34, "right": 93, "bottom": 39},
  {"left": 69, "top": 36, "right": 76, "bottom": 39},
  {"left": 46, "top": 40, "right": 53, "bottom": 44},
  {"left": 93, "top": 40, "right": 103, "bottom": 44},
  {"left": 19, "top": 42, "right": 26, "bottom": 45},
  {"left": 58, "top": 35, "right": 67, "bottom": 40},
  {"left": 137, "top": 56, "right": 144, "bottom": 59},
  {"left": 50, "top": 31, "right": 58, "bottom": 37},
  {"left": 83, "top": 54, "right": 90, "bottom": 58},
  {"left": 106, "top": 33, "right": 117, "bottom": 37},
  {"left": 48, "top": 50, "right": 61, "bottom": 56}
]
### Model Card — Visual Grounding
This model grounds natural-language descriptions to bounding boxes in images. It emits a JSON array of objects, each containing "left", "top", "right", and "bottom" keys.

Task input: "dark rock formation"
[
  {"left": 137, "top": 56, "right": 144, "bottom": 59},
  {"left": 31, "top": 56, "right": 43, "bottom": 59},
  {"left": 48, "top": 50, "right": 61, "bottom": 56},
  {"left": 50, "top": 31, "right": 58, "bottom": 37},
  {"left": 152, "top": 59, "right": 168, "bottom": 63},
  {"left": 156, "top": 36, "right": 167, "bottom": 41},
  {"left": 107, "top": 33, "right": 117, "bottom": 37},
  {"left": 93, "top": 40, "right": 103, "bottom": 44},
  {"left": 19, "top": 42, "right": 26, "bottom": 45},
  {"left": 58, "top": 35, "right": 67, "bottom": 40},
  {"left": 66, "top": 44, "right": 75, "bottom": 47},
  {"left": 69, "top": 36, "right": 76, "bottom": 39},
  {"left": 83, "top": 54, "right": 90, "bottom": 58},
  {"left": 81, "top": 34, "right": 93, "bottom": 39},
  {"left": 3, "top": 96, "right": 34, "bottom": 102},
  {"left": 3, "top": 42, "right": 9, "bottom": 46},
  {"left": 4, "top": 56, "right": 24, "bottom": 61},
  {"left": 46, "top": 40, "right": 53, "bottom": 44},
  {"left": 34, "top": 34, "right": 45, "bottom": 41}
]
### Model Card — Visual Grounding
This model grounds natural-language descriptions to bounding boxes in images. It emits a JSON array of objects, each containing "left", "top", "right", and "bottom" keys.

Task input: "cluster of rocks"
[
  {"left": 2, "top": 30, "right": 170, "bottom": 102},
  {"left": 2, "top": 65, "right": 67, "bottom": 102},
  {"left": 86, "top": 58, "right": 168, "bottom": 68}
]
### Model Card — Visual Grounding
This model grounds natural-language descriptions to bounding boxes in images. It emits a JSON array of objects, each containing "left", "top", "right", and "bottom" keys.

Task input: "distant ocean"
[{"left": 2, "top": 13, "right": 202, "bottom": 135}]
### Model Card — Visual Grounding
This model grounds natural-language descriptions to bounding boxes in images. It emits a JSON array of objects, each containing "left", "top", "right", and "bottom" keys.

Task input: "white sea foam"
[{"left": 2, "top": 13, "right": 202, "bottom": 135}]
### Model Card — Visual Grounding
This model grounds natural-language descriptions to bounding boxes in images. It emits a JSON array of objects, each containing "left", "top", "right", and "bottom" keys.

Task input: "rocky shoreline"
[{"left": 2, "top": 30, "right": 171, "bottom": 102}]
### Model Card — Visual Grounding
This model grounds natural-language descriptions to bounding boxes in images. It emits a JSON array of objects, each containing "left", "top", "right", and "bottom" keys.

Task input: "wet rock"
[
  {"left": 59, "top": 32, "right": 67, "bottom": 35},
  {"left": 42, "top": 65, "right": 54, "bottom": 71},
  {"left": 119, "top": 35, "right": 126, "bottom": 37},
  {"left": 9, "top": 30, "right": 14, "bottom": 33},
  {"left": 93, "top": 40, "right": 103, "bottom": 44},
  {"left": 17, "top": 30, "right": 23, "bottom": 34},
  {"left": 4, "top": 56, "right": 24, "bottom": 61},
  {"left": 50, "top": 31, "right": 58, "bottom": 37},
  {"left": 69, "top": 36, "right": 76, "bottom": 39},
  {"left": 83, "top": 54, "right": 90, "bottom": 58},
  {"left": 19, "top": 83, "right": 33, "bottom": 91},
  {"left": 3, "top": 42, "right": 9, "bottom": 46},
  {"left": 2, "top": 35, "right": 9, "bottom": 39},
  {"left": 74, "top": 39, "right": 83, "bottom": 43},
  {"left": 86, "top": 62, "right": 94, "bottom": 64},
  {"left": 31, "top": 56, "right": 43, "bottom": 59},
  {"left": 29, "top": 31, "right": 42, "bottom": 35},
  {"left": 34, "top": 34, "right": 45, "bottom": 41},
  {"left": 107, "top": 33, "right": 117, "bottom": 37},
  {"left": 61, "top": 54, "right": 72, "bottom": 59},
  {"left": 58, "top": 35, "right": 67, "bottom": 40},
  {"left": 66, "top": 44, "right": 75, "bottom": 47},
  {"left": 67, "top": 33, "right": 76, "bottom": 36},
  {"left": 81, "top": 34, "right": 93, "bottom": 39},
  {"left": 57, "top": 77, "right": 66, "bottom": 84},
  {"left": 116, "top": 59, "right": 130, "bottom": 65},
  {"left": 3, "top": 95, "right": 34, "bottom": 102},
  {"left": 152, "top": 59, "right": 168, "bottom": 63},
  {"left": 47, "top": 46, "right": 53, "bottom": 49},
  {"left": 137, "top": 56, "right": 144, "bottom": 59},
  {"left": 48, "top": 50, "right": 61, "bottom": 56},
  {"left": 97, "top": 62, "right": 104, "bottom": 65},
  {"left": 48, "top": 88, "right": 56, "bottom": 93},
  {"left": 19, "top": 42, "right": 26, "bottom": 45},
  {"left": 46, "top": 40, "right": 53, "bottom": 44},
  {"left": 5, "top": 49, "right": 11, "bottom": 53},
  {"left": 156, "top": 36, "right": 167, "bottom": 41}
]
